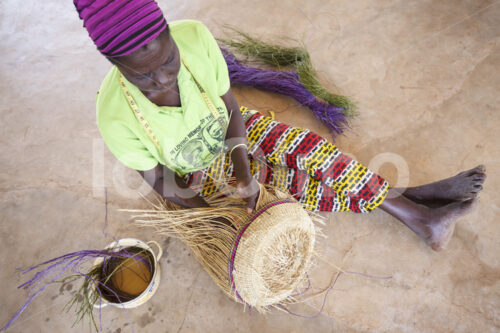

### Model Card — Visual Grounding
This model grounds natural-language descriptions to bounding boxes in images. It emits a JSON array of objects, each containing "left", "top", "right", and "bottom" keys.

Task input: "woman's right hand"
[{"left": 236, "top": 174, "right": 260, "bottom": 214}]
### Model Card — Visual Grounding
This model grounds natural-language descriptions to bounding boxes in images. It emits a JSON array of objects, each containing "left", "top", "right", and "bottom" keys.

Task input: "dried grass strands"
[
  {"left": 221, "top": 48, "right": 350, "bottom": 136},
  {"left": 218, "top": 28, "right": 356, "bottom": 117},
  {"left": 126, "top": 184, "right": 323, "bottom": 312}
]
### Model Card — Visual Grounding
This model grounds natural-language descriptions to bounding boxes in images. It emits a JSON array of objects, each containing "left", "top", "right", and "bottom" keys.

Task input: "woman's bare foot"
[
  {"left": 380, "top": 189, "right": 477, "bottom": 251},
  {"left": 421, "top": 199, "right": 476, "bottom": 251},
  {"left": 397, "top": 165, "right": 486, "bottom": 202}
]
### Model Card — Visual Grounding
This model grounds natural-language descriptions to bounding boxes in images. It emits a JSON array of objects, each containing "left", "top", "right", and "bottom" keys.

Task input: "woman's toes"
[
  {"left": 471, "top": 178, "right": 486, "bottom": 187},
  {"left": 477, "top": 165, "right": 486, "bottom": 173},
  {"left": 472, "top": 174, "right": 486, "bottom": 181},
  {"left": 468, "top": 165, "right": 486, "bottom": 176},
  {"left": 460, "top": 186, "right": 481, "bottom": 196}
]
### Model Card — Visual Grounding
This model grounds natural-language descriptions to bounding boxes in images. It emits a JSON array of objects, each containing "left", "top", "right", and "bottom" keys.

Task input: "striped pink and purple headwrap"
[{"left": 74, "top": 0, "right": 168, "bottom": 58}]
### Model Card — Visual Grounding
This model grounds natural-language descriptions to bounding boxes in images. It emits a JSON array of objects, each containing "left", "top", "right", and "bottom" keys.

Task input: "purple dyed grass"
[
  {"left": 222, "top": 48, "right": 350, "bottom": 136},
  {"left": 1, "top": 248, "right": 149, "bottom": 332}
]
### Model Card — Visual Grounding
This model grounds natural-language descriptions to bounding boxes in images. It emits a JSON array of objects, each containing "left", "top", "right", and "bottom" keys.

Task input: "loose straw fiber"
[{"left": 128, "top": 184, "right": 322, "bottom": 311}]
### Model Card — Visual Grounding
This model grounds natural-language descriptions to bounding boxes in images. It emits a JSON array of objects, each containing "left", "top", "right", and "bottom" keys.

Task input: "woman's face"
[{"left": 113, "top": 29, "right": 180, "bottom": 97}]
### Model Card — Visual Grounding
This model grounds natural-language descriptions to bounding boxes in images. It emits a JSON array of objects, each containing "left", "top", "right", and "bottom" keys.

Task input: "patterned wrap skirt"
[{"left": 186, "top": 106, "right": 388, "bottom": 212}]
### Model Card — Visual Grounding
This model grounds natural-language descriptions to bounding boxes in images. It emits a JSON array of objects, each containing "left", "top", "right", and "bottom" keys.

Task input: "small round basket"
[{"left": 230, "top": 199, "right": 315, "bottom": 307}]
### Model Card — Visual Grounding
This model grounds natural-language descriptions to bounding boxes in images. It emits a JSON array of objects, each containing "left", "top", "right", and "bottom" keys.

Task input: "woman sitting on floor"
[{"left": 73, "top": 0, "right": 485, "bottom": 251}]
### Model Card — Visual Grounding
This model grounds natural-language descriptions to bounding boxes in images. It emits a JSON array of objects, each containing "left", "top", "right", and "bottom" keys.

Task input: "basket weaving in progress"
[{"left": 130, "top": 184, "right": 322, "bottom": 311}]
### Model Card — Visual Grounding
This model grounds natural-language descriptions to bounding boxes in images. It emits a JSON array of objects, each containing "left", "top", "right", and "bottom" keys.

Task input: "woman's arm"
[
  {"left": 137, "top": 87, "right": 258, "bottom": 211},
  {"left": 220, "top": 88, "right": 260, "bottom": 212},
  {"left": 138, "top": 164, "right": 209, "bottom": 208}
]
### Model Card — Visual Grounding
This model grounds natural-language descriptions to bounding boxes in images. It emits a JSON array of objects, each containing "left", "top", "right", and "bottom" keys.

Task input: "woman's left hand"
[{"left": 236, "top": 173, "right": 260, "bottom": 214}]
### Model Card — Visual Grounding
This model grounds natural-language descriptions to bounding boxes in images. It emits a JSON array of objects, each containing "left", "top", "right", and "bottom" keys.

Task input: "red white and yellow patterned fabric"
[{"left": 187, "top": 107, "right": 388, "bottom": 212}]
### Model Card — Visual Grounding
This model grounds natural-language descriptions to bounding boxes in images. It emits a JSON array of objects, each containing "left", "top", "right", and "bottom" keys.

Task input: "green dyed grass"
[{"left": 218, "top": 28, "right": 356, "bottom": 117}]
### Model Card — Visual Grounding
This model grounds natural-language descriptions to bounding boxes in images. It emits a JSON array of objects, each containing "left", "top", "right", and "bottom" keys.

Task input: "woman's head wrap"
[{"left": 74, "top": 0, "right": 167, "bottom": 57}]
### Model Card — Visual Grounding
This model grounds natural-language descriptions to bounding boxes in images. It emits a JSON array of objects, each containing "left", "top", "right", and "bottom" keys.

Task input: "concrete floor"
[{"left": 1, "top": 0, "right": 499, "bottom": 332}]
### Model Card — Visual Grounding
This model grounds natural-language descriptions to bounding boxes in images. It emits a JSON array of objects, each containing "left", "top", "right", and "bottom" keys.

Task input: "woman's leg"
[
  {"left": 189, "top": 107, "right": 485, "bottom": 250},
  {"left": 243, "top": 108, "right": 388, "bottom": 213},
  {"left": 241, "top": 108, "right": 485, "bottom": 250}
]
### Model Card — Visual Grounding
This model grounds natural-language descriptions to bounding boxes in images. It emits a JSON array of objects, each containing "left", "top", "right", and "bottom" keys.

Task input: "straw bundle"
[{"left": 129, "top": 184, "right": 323, "bottom": 311}]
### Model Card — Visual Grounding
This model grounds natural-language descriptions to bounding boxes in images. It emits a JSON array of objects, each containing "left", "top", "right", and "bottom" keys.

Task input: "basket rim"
[{"left": 228, "top": 199, "right": 297, "bottom": 305}]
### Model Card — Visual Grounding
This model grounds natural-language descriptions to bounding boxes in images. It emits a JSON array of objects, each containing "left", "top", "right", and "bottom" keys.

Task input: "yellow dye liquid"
[{"left": 111, "top": 256, "right": 152, "bottom": 297}]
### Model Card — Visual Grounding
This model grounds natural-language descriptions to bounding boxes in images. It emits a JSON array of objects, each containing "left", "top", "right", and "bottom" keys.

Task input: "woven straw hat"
[
  {"left": 230, "top": 197, "right": 316, "bottom": 307},
  {"left": 131, "top": 183, "right": 319, "bottom": 311}
]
